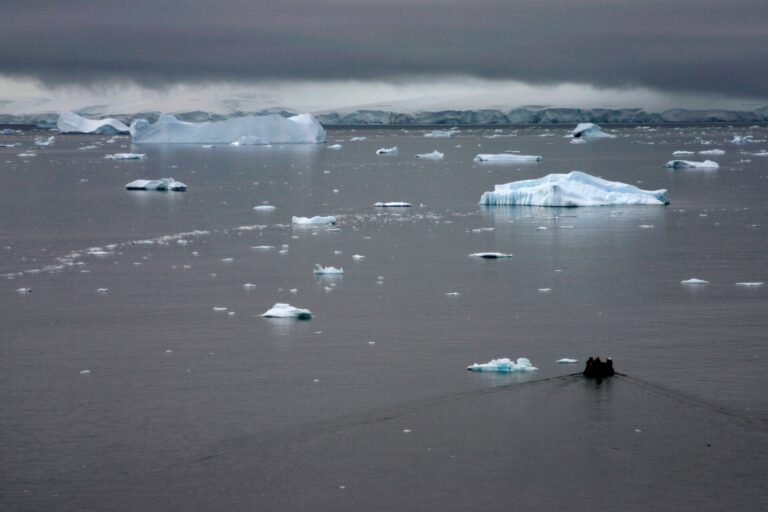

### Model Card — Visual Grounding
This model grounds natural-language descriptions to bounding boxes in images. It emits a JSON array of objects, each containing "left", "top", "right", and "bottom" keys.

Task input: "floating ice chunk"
[
  {"left": 328, "top": 144, "right": 343, "bottom": 149},
  {"left": 230, "top": 135, "right": 270, "bottom": 146},
  {"left": 424, "top": 130, "right": 455, "bottom": 138},
  {"left": 57, "top": 111, "right": 129, "bottom": 134},
  {"left": 17, "top": 153, "right": 36, "bottom": 157},
  {"left": 374, "top": 202, "right": 411, "bottom": 207},
  {"left": 106, "top": 153, "right": 146, "bottom": 160},
  {"left": 261, "top": 303, "right": 312, "bottom": 319},
  {"left": 736, "top": 282, "right": 764, "bottom": 287},
  {"left": 681, "top": 278, "right": 709, "bottom": 285},
  {"left": 243, "top": 283, "right": 257, "bottom": 288},
  {"left": 16, "top": 287, "right": 32, "bottom": 294},
  {"left": 253, "top": 205, "right": 276, "bottom": 211},
  {"left": 571, "top": 123, "right": 616, "bottom": 140},
  {"left": 699, "top": 149, "right": 725, "bottom": 155},
  {"left": 96, "top": 288, "right": 109, "bottom": 294},
  {"left": 470, "top": 252, "right": 513, "bottom": 259},
  {"left": 221, "top": 258, "right": 233, "bottom": 263},
  {"left": 251, "top": 245, "right": 275, "bottom": 250},
  {"left": 213, "top": 307, "right": 228, "bottom": 311},
  {"left": 87, "top": 249, "right": 110, "bottom": 256},
  {"left": 314, "top": 264, "right": 343, "bottom": 275},
  {"left": 292, "top": 215, "right": 336, "bottom": 225},
  {"left": 376, "top": 146, "right": 399, "bottom": 155},
  {"left": 125, "top": 178, "right": 187, "bottom": 191},
  {"left": 538, "top": 288, "right": 552, "bottom": 293},
  {"left": 350, "top": 136, "right": 367, "bottom": 141},
  {"left": 467, "top": 357, "right": 538, "bottom": 373},
  {"left": 352, "top": 254, "right": 365, "bottom": 260},
  {"left": 556, "top": 358, "right": 578, "bottom": 364},
  {"left": 673, "top": 150, "right": 695, "bottom": 156},
  {"left": 731, "top": 135, "right": 753, "bottom": 144},
  {"left": 663, "top": 160, "right": 719, "bottom": 169},
  {"left": 480, "top": 171, "right": 669, "bottom": 207},
  {"left": 474, "top": 153, "right": 542, "bottom": 163},
  {"left": 130, "top": 113, "right": 326, "bottom": 144},
  {"left": 416, "top": 150, "right": 444, "bottom": 160},
  {"left": 446, "top": 292, "right": 461, "bottom": 296},
  {"left": 0, "top": 143, "right": 20, "bottom": 148},
  {"left": 34, "top": 136, "right": 55, "bottom": 146}
]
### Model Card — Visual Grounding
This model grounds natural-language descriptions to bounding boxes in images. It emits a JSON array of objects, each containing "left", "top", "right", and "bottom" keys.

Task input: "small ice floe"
[
  {"left": 125, "top": 178, "right": 187, "bottom": 191},
  {"left": 251, "top": 245, "right": 275, "bottom": 250},
  {"left": 213, "top": 307, "right": 228, "bottom": 311},
  {"left": 416, "top": 150, "right": 444, "bottom": 160},
  {"left": 350, "top": 136, "right": 367, "bottom": 141},
  {"left": 243, "top": 283, "right": 257, "bottom": 289},
  {"left": 105, "top": 153, "right": 146, "bottom": 160},
  {"left": 16, "top": 287, "right": 32, "bottom": 294},
  {"left": 556, "top": 358, "right": 578, "bottom": 364},
  {"left": 663, "top": 160, "right": 719, "bottom": 169},
  {"left": 87, "top": 249, "right": 110, "bottom": 256},
  {"left": 672, "top": 150, "right": 695, "bottom": 156},
  {"left": 699, "top": 149, "right": 725, "bottom": 155},
  {"left": 79, "top": 369, "right": 91, "bottom": 375},
  {"left": 470, "top": 252, "right": 513, "bottom": 259},
  {"left": 538, "top": 288, "right": 552, "bottom": 293},
  {"left": 446, "top": 292, "right": 461, "bottom": 297},
  {"left": 34, "top": 136, "right": 55, "bottom": 146},
  {"left": 639, "top": 224, "right": 655, "bottom": 229},
  {"left": 536, "top": 226, "right": 548, "bottom": 231},
  {"left": 261, "top": 303, "right": 312, "bottom": 319},
  {"left": 221, "top": 258, "right": 233, "bottom": 263},
  {"left": 253, "top": 205, "right": 276, "bottom": 211},
  {"left": 424, "top": 130, "right": 456, "bottom": 138},
  {"left": 327, "top": 144, "right": 343, "bottom": 149},
  {"left": 736, "top": 282, "right": 764, "bottom": 287},
  {"left": 571, "top": 123, "right": 616, "bottom": 140},
  {"left": 292, "top": 215, "right": 336, "bottom": 225},
  {"left": 313, "top": 264, "right": 343, "bottom": 275},
  {"left": 17, "top": 153, "right": 36, "bottom": 157},
  {"left": 473, "top": 153, "right": 542, "bottom": 163},
  {"left": 467, "top": 357, "right": 538, "bottom": 373},
  {"left": 352, "top": 254, "right": 365, "bottom": 260},
  {"left": 96, "top": 288, "right": 109, "bottom": 294},
  {"left": 731, "top": 135, "right": 753, "bottom": 144},
  {"left": 376, "top": 147, "right": 399, "bottom": 155},
  {"left": 78, "top": 144, "right": 99, "bottom": 150},
  {"left": 681, "top": 278, "right": 709, "bottom": 285},
  {"left": 374, "top": 202, "right": 411, "bottom": 207}
]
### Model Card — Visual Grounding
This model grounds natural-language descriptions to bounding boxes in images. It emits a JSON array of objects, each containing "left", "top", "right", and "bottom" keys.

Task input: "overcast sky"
[{"left": 1, "top": 0, "right": 766, "bottom": 109}]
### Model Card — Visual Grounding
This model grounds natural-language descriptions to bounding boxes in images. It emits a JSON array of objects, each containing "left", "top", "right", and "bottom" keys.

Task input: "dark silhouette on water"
[{"left": 583, "top": 356, "right": 615, "bottom": 382}]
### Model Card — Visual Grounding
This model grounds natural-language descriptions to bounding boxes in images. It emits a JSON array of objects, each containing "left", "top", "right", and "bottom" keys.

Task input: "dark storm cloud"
[{"left": 1, "top": 0, "right": 766, "bottom": 97}]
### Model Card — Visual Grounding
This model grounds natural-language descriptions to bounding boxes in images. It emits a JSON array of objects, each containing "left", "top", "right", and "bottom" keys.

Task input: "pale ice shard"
[
  {"left": 34, "top": 136, "right": 55, "bottom": 146},
  {"left": 261, "top": 303, "right": 313, "bottom": 319},
  {"left": 731, "top": 135, "right": 753, "bottom": 144},
  {"left": 424, "top": 130, "right": 457, "bottom": 138},
  {"left": 699, "top": 149, "right": 725, "bottom": 155},
  {"left": 125, "top": 178, "right": 187, "bottom": 191},
  {"left": 736, "top": 282, "right": 764, "bottom": 287},
  {"left": 480, "top": 171, "right": 669, "bottom": 207},
  {"left": 672, "top": 150, "right": 695, "bottom": 156},
  {"left": 130, "top": 113, "right": 326, "bottom": 144},
  {"left": 467, "top": 357, "right": 538, "bottom": 373},
  {"left": 57, "top": 111, "right": 129, "bottom": 134},
  {"left": 556, "top": 358, "right": 578, "bottom": 364},
  {"left": 663, "top": 160, "right": 719, "bottom": 169},
  {"left": 474, "top": 154, "right": 542, "bottom": 163}
]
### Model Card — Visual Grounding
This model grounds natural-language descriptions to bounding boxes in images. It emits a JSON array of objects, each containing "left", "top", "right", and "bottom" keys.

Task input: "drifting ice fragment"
[
  {"left": 571, "top": 123, "right": 616, "bottom": 140},
  {"left": 261, "top": 303, "right": 312, "bottom": 319},
  {"left": 17, "top": 153, "right": 36, "bottom": 157},
  {"left": 106, "top": 153, "right": 145, "bottom": 160},
  {"left": 424, "top": 130, "right": 456, "bottom": 138},
  {"left": 328, "top": 144, "right": 343, "bottom": 149},
  {"left": 16, "top": 287, "right": 32, "bottom": 294},
  {"left": 663, "top": 160, "right": 719, "bottom": 169},
  {"left": 374, "top": 202, "right": 411, "bottom": 207},
  {"left": 474, "top": 153, "right": 542, "bottom": 163},
  {"left": 253, "top": 205, "right": 276, "bottom": 211},
  {"left": 731, "top": 135, "right": 753, "bottom": 144},
  {"left": 352, "top": 254, "right": 365, "bottom": 260},
  {"left": 213, "top": 307, "right": 228, "bottom": 311},
  {"left": 125, "top": 178, "right": 187, "bottom": 191},
  {"left": 243, "top": 283, "right": 257, "bottom": 288},
  {"left": 467, "top": 357, "right": 538, "bottom": 373},
  {"left": 480, "top": 171, "right": 669, "bottom": 207},
  {"left": 57, "top": 111, "right": 129, "bottom": 134},
  {"left": 292, "top": 216, "right": 336, "bottom": 225},
  {"left": 376, "top": 147, "right": 399, "bottom": 155},
  {"left": 556, "top": 358, "right": 578, "bottom": 364},
  {"left": 470, "top": 252, "right": 513, "bottom": 259},
  {"left": 313, "top": 264, "right": 344, "bottom": 275},
  {"left": 416, "top": 150, "right": 444, "bottom": 160},
  {"left": 736, "top": 282, "right": 764, "bottom": 287},
  {"left": 230, "top": 135, "right": 269, "bottom": 146},
  {"left": 699, "top": 149, "right": 725, "bottom": 155},
  {"left": 34, "top": 136, "right": 55, "bottom": 146},
  {"left": 681, "top": 278, "right": 709, "bottom": 285},
  {"left": 673, "top": 151, "right": 695, "bottom": 156},
  {"left": 96, "top": 288, "right": 109, "bottom": 294}
]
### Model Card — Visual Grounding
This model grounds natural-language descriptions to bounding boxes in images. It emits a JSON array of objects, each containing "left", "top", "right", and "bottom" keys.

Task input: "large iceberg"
[
  {"left": 467, "top": 357, "right": 538, "bottom": 373},
  {"left": 571, "top": 123, "right": 616, "bottom": 140},
  {"left": 57, "top": 111, "right": 129, "bottom": 134},
  {"left": 130, "top": 113, "right": 326, "bottom": 144},
  {"left": 126, "top": 178, "right": 187, "bottom": 191},
  {"left": 479, "top": 171, "right": 669, "bottom": 207}
]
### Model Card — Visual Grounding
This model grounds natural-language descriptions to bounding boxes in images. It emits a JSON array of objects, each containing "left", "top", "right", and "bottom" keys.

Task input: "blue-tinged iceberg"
[
  {"left": 480, "top": 171, "right": 669, "bottom": 207},
  {"left": 467, "top": 357, "right": 538, "bottom": 373},
  {"left": 130, "top": 113, "right": 326, "bottom": 144},
  {"left": 57, "top": 111, "right": 129, "bottom": 134},
  {"left": 571, "top": 123, "right": 616, "bottom": 140}
]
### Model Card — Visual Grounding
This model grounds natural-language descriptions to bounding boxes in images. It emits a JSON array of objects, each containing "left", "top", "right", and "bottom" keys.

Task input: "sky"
[{"left": 1, "top": 0, "right": 766, "bottom": 112}]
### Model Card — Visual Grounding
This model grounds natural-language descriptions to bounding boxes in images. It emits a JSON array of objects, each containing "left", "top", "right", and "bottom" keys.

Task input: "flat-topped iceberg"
[
  {"left": 416, "top": 150, "right": 444, "bottom": 160},
  {"left": 572, "top": 123, "right": 616, "bottom": 140},
  {"left": 261, "top": 303, "right": 312, "bottom": 319},
  {"left": 699, "top": 149, "right": 725, "bottom": 155},
  {"left": 474, "top": 153, "right": 542, "bottom": 163},
  {"left": 313, "top": 264, "right": 343, "bottom": 275},
  {"left": 467, "top": 357, "right": 538, "bottom": 373},
  {"left": 57, "top": 111, "right": 129, "bottom": 134},
  {"left": 292, "top": 215, "right": 336, "bottom": 225},
  {"left": 106, "top": 153, "right": 145, "bottom": 160},
  {"left": 673, "top": 150, "right": 695, "bottom": 156},
  {"left": 470, "top": 252, "right": 513, "bottom": 259},
  {"left": 130, "top": 113, "right": 326, "bottom": 144},
  {"left": 126, "top": 178, "right": 187, "bottom": 191},
  {"left": 375, "top": 202, "right": 411, "bottom": 207},
  {"left": 663, "top": 160, "right": 719, "bottom": 169},
  {"left": 424, "top": 130, "right": 456, "bottom": 138},
  {"left": 480, "top": 171, "right": 669, "bottom": 207}
]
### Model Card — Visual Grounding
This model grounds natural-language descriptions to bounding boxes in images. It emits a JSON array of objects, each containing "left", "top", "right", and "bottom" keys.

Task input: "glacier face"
[
  {"left": 57, "top": 111, "right": 129, "bottom": 134},
  {"left": 480, "top": 171, "right": 669, "bottom": 207},
  {"left": 130, "top": 113, "right": 326, "bottom": 144}
]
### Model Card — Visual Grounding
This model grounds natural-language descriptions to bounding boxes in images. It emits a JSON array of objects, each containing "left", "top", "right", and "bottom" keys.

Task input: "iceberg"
[
  {"left": 556, "top": 358, "right": 578, "bottom": 364},
  {"left": 416, "top": 150, "right": 444, "bottom": 160},
  {"left": 57, "top": 111, "right": 129, "bottom": 134},
  {"left": 731, "top": 135, "right": 753, "bottom": 144},
  {"left": 292, "top": 215, "right": 336, "bottom": 225},
  {"left": 374, "top": 202, "right": 411, "bottom": 207},
  {"left": 34, "top": 136, "right": 55, "bottom": 146},
  {"left": 474, "top": 153, "right": 542, "bottom": 163},
  {"left": 376, "top": 146, "right": 399, "bottom": 155},
  {"left": 681, "top": 278, "right": 709, "bottom": 285},
  {"left": 699, "top": 149, "right": 725, "bottom": 155},
  {"left": 125, "top": 178, "right": 187, "bottom": 191},
  {"left": 313, "top": 264, "right": 343, "bottom": 275},
  {"left": 663, "top": 160, "right": 719, "bottom": 169},
  {"left": 571, "top": 123, "right": 616, "bottom": 140},
  {"left": 736, "top": 282, "right": 763, "bottom": 287},
  {"left": 424, "top": 130, "right": 456, "bottom": 138},
  {"left": 479, "top": 171, "right": 669, "bottom": 207},
  {"left": 130, "top": 113, "right": 326, "bottom": 144},
  {"left": 467, "top": 357, "right": 538, "bottom": 373},
  {"left": 261, "top": 303, "right": 312, "bottom": 319},
  {"left": 106, "top": 153, "right": 146, "bottom": 160},
  {"left": 673, "top": 150, "right": 695, "bottom": 156},
  {"left": 470, "top": 252, "right": 513, "bottom": 259}
]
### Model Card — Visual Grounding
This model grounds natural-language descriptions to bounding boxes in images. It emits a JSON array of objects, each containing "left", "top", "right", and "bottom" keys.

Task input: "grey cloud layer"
[{"left": 2, "top": 0, "right": 766, "bottom": 97}]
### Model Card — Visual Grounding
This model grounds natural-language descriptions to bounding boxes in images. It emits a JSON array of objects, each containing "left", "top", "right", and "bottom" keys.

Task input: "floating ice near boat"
[
  {"left": 416, "top": 150, "right": 444, "bottom": 160},
  {"left": 261, "top": 303, "right": 312, "bottom": 319},
  {"left": 374, "top": 202, "right": 411, "bottom": 207},
  {"left": 57, "top": 111, "right": 129, "bottom": 134},
  {"left": 34, "top": 136, "right": 55, "bottom": 147},
  {"left": 470, "top": 252, "right": 513, "bottom": 259},
  {"left": 681, "top": 278, "right": 709, "bottom": 285},
  {"left": 106, "top": 153, "right": 146, "bottom": 160},
  {"left": 556, "top": 358, "right": 578, "bottom": 364},
  {"left": 376, "top": 146, "right": 399, "bottom": 155},
  {"left": 673, "top": 150, "right": 695, "bottom": 156},
  {"left": 292, "top": 215, "right": 336, "bottom": 225},
  {"left": 424, "top": 130, "right": 456, "bottom": 138},
  {"left": 571, "top": 123, "right": 616, "bottom": 140},
  {"left": 130, "top": 113, "right": 326, "bottom": 144},
  {"left": 732, "top": 135, "right": 753, "bottom": 144},
  {"left": 474, "top": 153, "right": 542, "bottom": 163},
  {"left": 213, "top": 307, "right": 228, "bottom": 311},
  {"left": 663, "top": 160, "right": 719, "bottom": 169},
  {"left": 736, "top": 282, "right": 763, "bottom": 287},
  {"left": 313, "top": 264, "right": 343, "bottom": 275},
  {"left": 125, "top": 178, "right": 187, "bottom": 191},
  {"left": 699, "top": 149, "right": 725, "bottom": 155},
  {"left": 253, "top": 205, "right": 276, "bottom": 211},
  {"left": 467, "top": 357, "right": 538, "bottom": 373},
  {"left": 480, "top": 171, "right": 669, "bottom": 207}
]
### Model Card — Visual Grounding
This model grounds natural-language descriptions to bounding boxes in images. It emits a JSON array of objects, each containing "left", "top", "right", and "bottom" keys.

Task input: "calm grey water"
[{"left": 2, "top": 126, "right": 767, "bottom": 511}]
